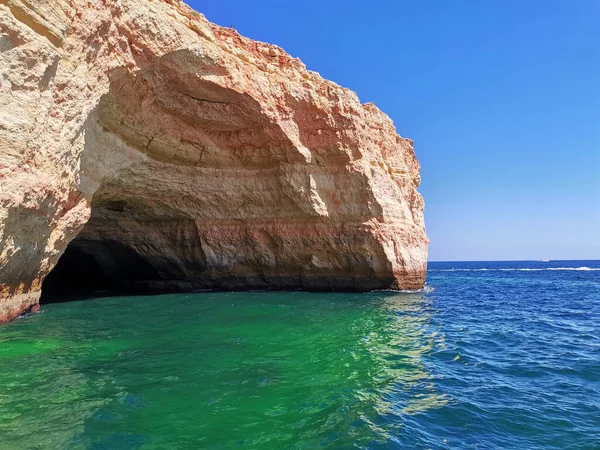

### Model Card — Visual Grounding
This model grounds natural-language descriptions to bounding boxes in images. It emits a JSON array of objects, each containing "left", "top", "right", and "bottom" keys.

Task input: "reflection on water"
[
  {"left": 0, "top": 290, "right": 447, "bottom": 449},
  {"left": 361, "top": 294, "right": 448, "bottom": 424}
]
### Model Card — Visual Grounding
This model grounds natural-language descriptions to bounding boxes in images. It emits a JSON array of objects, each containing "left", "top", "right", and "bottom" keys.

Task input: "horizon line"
[{"left": 428, "top": 259, "right": 599, "bottom": 263}]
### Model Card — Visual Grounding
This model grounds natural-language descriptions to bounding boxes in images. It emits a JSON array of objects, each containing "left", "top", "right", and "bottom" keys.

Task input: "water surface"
[{"left": 1, "top": 260, "right": 599, "bottom": 448}]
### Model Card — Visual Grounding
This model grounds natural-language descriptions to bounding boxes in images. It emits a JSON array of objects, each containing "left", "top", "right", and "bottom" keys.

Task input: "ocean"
[{"left": 1, "top": 260, "right": 599, "bottom": 449}]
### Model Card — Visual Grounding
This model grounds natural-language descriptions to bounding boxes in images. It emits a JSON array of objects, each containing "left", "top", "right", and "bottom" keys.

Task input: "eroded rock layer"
[{"left": 0, "top": 0, "right": 428, "bottom": 323}]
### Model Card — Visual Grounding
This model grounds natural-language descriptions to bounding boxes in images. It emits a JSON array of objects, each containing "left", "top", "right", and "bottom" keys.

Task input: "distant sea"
[{"left": 1, "top": 260, "right": 599, "bottom": 449}]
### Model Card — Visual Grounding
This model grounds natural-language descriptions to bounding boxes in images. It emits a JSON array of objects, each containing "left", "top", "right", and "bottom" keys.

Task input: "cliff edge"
[{"left": 0, "top": 0, "right": 428, "bottom": 323}]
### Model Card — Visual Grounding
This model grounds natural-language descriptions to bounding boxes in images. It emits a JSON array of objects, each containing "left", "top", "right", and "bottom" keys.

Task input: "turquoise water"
[{"left": 1, "top": 261, "right": 599, "bottom": 449}]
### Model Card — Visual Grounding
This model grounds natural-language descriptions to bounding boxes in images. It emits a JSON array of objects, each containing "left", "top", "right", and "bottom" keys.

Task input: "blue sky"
[{"left": 190, "top": 0, "right": 600, "bottom": 261}]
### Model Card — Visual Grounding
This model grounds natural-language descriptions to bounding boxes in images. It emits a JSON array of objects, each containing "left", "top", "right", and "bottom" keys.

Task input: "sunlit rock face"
[{"left": 0, "top": 0, "right": 428, "bottom": 323}]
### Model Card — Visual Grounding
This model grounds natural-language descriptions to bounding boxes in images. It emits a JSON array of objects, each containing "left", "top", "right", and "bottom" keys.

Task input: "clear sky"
[{"left": 189, "top": 0, "right": 600, "bottom": 261}]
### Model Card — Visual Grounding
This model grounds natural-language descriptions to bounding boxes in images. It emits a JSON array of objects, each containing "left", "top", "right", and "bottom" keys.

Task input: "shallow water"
[{"left": 1, "top": 260, "right": 599, "bottom": 449}]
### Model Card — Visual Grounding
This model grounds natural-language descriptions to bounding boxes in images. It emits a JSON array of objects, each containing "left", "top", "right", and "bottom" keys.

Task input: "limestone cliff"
[{"left": 0, "top": 0, "right": 428, "bottom": 323}]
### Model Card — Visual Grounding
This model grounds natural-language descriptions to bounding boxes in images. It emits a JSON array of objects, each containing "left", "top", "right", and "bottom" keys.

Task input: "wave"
[
  {"left": 371, "top": 285, "right": 435, "bottom": 294},
  {"left": 430, "top": 267, "right": 600, "bottom": 272}
]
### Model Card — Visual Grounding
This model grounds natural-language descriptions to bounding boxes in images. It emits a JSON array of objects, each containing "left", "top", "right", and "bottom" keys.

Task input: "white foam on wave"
[
  {"left": 431, "top": 267, "right": 599, "bottom": 272},
  {"left": 371, "top": 285, "right": 435, "bottom": 294}
]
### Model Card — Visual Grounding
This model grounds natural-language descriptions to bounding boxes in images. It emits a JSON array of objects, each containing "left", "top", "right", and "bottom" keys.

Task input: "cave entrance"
[{"left": 40, "top": 238, "right": 163, "bottom": 304}]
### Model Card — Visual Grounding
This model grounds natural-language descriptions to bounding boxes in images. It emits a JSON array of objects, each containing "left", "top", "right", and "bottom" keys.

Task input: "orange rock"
[{"left": 0, "top": 0, "right": 428, "bottom": 323}]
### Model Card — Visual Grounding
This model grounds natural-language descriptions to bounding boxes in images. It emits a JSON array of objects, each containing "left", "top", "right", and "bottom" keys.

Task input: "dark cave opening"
[{"left": 40, "top": 238, "right": 164, "bottom": 304}]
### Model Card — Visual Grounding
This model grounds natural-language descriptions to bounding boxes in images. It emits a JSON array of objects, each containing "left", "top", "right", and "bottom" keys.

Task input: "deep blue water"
[
  {"left": 1, "top": 260, "right": 599, "bottom": 449},
  {"left": 421, "top": 260, "right": 600, "bottom": 449}
]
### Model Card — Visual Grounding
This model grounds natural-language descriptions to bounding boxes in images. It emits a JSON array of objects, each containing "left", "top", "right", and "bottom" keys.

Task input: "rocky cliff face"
[{"left": 0, "top": 0, "right": 428, "bottom": 323}]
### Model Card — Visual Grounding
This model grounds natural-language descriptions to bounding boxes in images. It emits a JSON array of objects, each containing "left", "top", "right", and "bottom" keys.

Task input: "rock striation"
[{"left": 0, "top": 0, "right": 428, "bottom": 323}]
